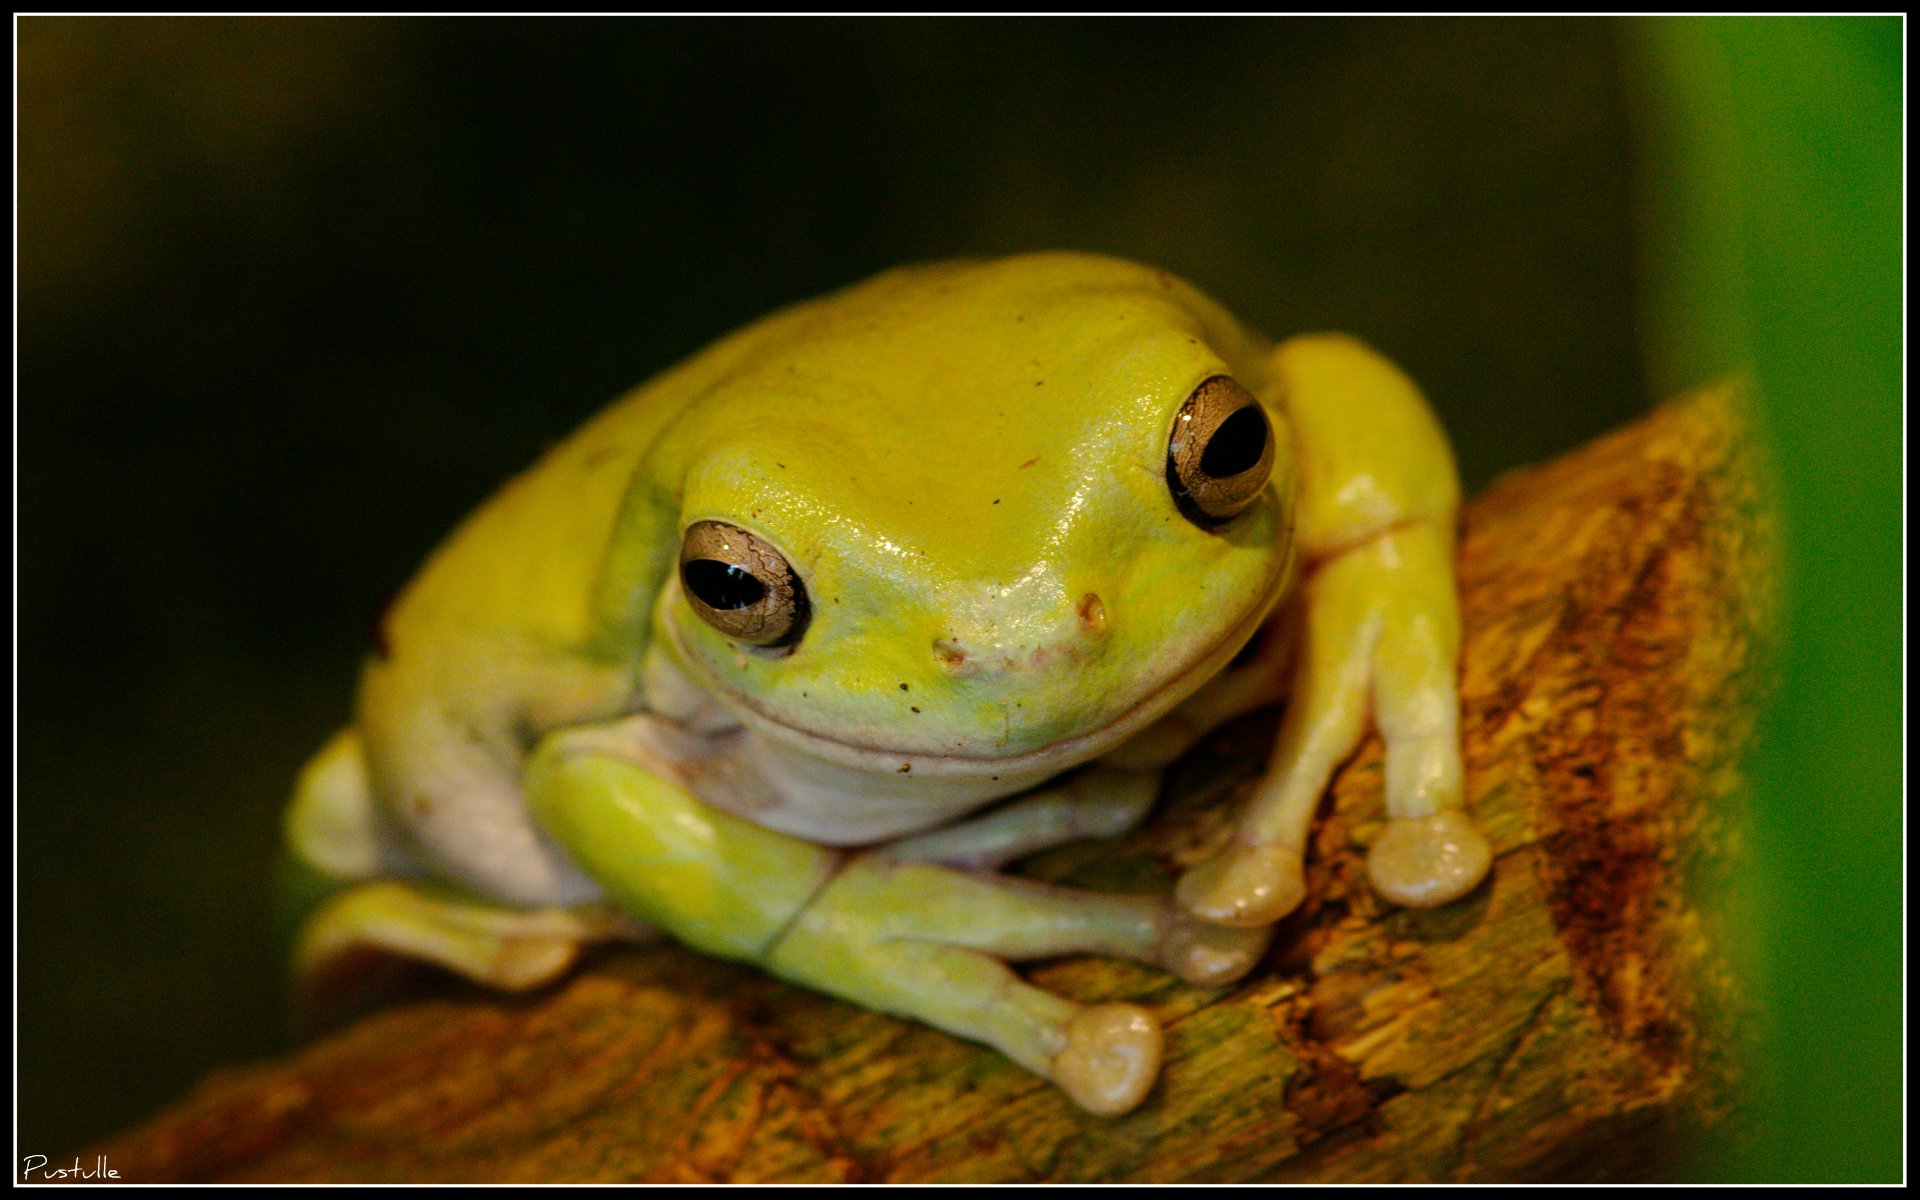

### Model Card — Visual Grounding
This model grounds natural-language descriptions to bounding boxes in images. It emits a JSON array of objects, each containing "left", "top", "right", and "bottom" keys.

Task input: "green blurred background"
[{"left": 17, "top": 17, "right": 1900, "bottom": 1179}]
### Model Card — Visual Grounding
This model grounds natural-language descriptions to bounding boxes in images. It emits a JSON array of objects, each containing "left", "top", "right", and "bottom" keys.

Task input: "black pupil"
[
  {"left": 684, "top": 560, "right": 766, "bottom": 610},
  {"left": 1200, "top": 406, "right": 1270, "bottom": 478}
]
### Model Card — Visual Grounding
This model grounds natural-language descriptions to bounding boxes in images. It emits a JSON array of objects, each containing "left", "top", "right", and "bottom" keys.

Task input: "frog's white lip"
[{"left": 667, "top": 551, "right": 1295, "bottom": 779}]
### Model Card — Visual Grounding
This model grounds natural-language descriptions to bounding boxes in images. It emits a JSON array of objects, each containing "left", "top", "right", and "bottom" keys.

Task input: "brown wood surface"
[{"left": 95, "top": 385, "right": 1771, "bottom": 1182}]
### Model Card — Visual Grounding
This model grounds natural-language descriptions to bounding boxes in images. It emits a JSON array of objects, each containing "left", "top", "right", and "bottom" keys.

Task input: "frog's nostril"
[
  {"left": 1076, "top": 592, "right": 1108, "bottom": 636},
  {"left": 933, "top": 638, "right": 973, "bottom": 673}
]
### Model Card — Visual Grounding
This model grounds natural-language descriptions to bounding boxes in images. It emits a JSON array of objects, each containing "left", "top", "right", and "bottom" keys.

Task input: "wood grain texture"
[{"left": 96, "top": 384, "right": 1771, "bottom": 1182}]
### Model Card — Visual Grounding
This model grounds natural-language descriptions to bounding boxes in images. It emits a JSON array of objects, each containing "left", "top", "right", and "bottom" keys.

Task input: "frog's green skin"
[{"left": 285, "top": 253, "right": 1491, "bottom": 1116}]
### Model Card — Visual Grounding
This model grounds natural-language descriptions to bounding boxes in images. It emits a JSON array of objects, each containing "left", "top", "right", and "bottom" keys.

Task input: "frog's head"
[{"left": 655, "top": 253, "right": 1296, "bottom": 782}]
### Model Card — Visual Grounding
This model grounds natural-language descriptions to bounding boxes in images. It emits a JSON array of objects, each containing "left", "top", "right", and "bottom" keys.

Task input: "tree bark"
[{"left": 96, "top": 385, "right": 1772, "bottom": 1183}]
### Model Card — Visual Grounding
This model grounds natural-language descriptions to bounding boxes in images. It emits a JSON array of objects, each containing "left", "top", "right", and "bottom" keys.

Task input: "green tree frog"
[{"left": 283, "top": 253, "right": 1492, "bottom": 1117}]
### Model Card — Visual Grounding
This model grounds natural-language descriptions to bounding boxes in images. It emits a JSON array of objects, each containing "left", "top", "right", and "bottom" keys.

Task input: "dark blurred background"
[{"left": 14, "top": 15, "right": 1820, "bottom": 1165}]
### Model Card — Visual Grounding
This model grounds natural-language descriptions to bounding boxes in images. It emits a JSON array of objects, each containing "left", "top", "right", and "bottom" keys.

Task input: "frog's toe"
[
  {"left": 1174, "top": 841, "right": 1307, "bottom": 927},
  {"left": 1050, "top": 1003, "right": 1162, "bottom": 1116},
  {"left": 1367, "top": 810, "right": 1492, "bottom": 908},
  {"left": 1159, "top": 912, "right": 1272, "bottom": 986}
]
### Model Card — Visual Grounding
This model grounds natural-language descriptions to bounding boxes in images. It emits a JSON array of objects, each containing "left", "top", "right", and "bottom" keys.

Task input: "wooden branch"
[{"left": 97, "top": 385, "right": 1771, "bottom": 1183}]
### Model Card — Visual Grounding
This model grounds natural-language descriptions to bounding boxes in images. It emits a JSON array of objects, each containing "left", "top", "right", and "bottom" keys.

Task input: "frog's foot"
[
  {"left": 765, "top": 856, "right": 1263, "bottom": 1116},
  {"left": 1175, "top": 840, "right": 1308, "bottom": 928},
  {"left": 294, "top": 880, "right": 653, "bottom": 1026},
  {"left": 1158, "top": 907, "right": 1275, "bottom": 984},
  {"left": 1051, "top": 1005, "right": 1163, "bottom": 1116},
  {"left": 1366, "top": 809, "right": 1492, "bottom": 908},
  {"left": 882, "top": 766, "right": 1160, "bottom": 870}
]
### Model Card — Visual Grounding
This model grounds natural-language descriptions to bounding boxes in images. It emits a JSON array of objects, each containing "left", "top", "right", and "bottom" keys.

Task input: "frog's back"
[
  {"left": 380, "top": 254, "right": 1226, "bottom": 657},
  {"left": 375, "top": 289, "right": 841, "bottom": 657}
]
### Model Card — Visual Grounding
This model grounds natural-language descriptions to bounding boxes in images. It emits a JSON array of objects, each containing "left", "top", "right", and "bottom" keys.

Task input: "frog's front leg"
[
  {"left": 880, "top": 765, "right": 1160, "bottom": 870},
  {"left": 526, "top": 717, "right": 1267, "bottom": 1116},
  {"left": 1177, "top": 335, "right": 1493, "bottom": 926},
  {"left": 767, "top": 856, "right": 1268, "bottom": 1115}
]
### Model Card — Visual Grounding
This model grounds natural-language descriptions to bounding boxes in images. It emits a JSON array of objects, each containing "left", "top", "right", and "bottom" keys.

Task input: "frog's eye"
[
  {"left": 1166, "top": 376, "right": 1275, "bottom": 527},
  {"left": 679, "top": 520, "right": 811, "bottom": 648}
]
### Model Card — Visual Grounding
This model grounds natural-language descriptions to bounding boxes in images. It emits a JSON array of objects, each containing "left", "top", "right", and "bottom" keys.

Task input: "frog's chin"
[{"left": 671, "top": 557, "right": 1293, "bottom": 783}]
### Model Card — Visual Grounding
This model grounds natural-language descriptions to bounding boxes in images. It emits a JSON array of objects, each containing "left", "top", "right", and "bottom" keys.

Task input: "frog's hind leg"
[
  {"left": 284, "top": 727, "right": 649, "bottom": 1028},
  {"left": 879, "top": 766, "right": 1160, "bottom": 870},
  {"left": 283, "top": 726, "right": 420, "bottom": 887},
  {"left": 766, "top": 857, "right": 1272, "bottom": 1115},
  {"left": 296, "top": 881, "right": 649, "bottom": 1023}
]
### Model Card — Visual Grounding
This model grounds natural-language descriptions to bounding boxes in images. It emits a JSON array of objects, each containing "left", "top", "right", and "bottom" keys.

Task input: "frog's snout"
[{"left": 931, "top": 589, "right": 1112, "bottom": 678}]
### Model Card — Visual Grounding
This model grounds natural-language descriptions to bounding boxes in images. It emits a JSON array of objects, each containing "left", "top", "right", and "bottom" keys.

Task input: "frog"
[{"left": 282, "top": 252, "right": 1492, "bottom": 1117}]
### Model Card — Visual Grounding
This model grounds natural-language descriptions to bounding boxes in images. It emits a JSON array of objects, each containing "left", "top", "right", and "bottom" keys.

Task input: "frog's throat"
[{"left": 670, "top": 554, "right": 1294, "bottom": 781}]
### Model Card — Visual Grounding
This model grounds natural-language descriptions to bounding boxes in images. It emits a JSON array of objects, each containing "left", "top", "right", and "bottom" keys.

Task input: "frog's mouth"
[{"left": 667, "top": 550, "right": 1295, "bottom": 781}]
